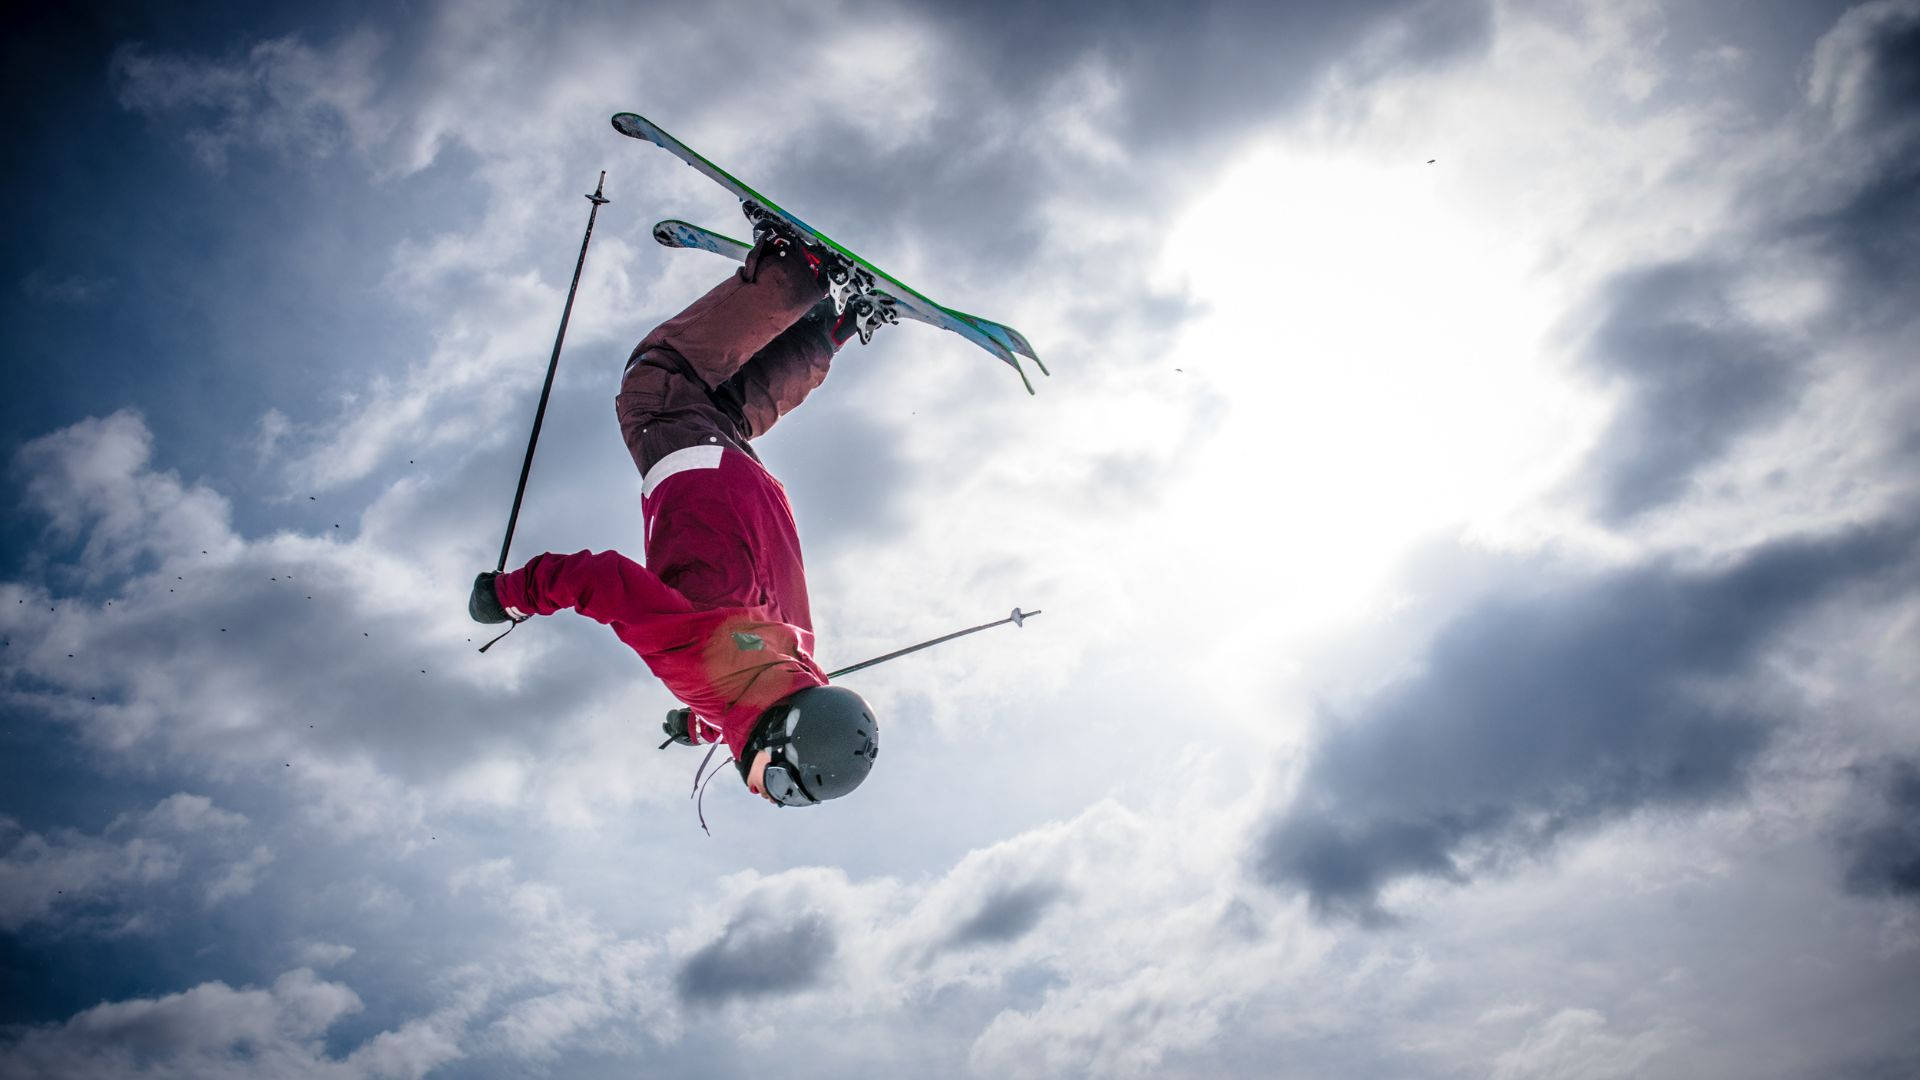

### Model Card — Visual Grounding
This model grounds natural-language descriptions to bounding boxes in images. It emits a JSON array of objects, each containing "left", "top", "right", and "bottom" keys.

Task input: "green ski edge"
[{"left": 614, "top": 113, "right": 1044, "bottom": 393}]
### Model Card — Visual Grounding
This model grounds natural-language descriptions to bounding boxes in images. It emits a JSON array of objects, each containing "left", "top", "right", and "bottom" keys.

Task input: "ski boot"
[{"left": 741, "top": 199, "right": 875, "bottom": 315}]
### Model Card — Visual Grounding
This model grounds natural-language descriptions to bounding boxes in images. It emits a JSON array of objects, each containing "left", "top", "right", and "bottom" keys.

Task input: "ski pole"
[
  {"left": 495, "top": 171, "right": 611, "bottom": 573},
  {"left": 827, "top": 608, "right": 1040, "bottom": 680}
]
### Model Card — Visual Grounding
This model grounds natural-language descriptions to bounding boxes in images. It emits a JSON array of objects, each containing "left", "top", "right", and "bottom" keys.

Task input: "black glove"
[
  {"left": 469, "top": 572, "right": 510, "bottom": 624},
  {"left": 659, "top": 707, "right": 696, "bottom": 749}
]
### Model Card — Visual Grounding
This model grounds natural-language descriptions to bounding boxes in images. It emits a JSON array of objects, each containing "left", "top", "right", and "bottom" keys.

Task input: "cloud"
[
  {"left": 134, "top": 791, "right": 249, "bottom": 834},
  {"left": 0, "top": 793, "right": 257, "bottom": 934},
  {"left": 1489, "top": 1008, "right": 1667, "bottom": 1080},
  {"left": 1782, "top": 2, "right": 1920, "bottom": 326},
  {"left": 18, "top": 269, "right": 112, "bottom": 306},
  {"left": 1576, "top": 260, "right": 1801, "bottom": 523},
  {"left": 251, "top": 408, "right": 292, "bottom": 468},
  {"left": 1838, "top": 757, "right": 1920, "bottom": 901},
  {"left": 0, "top": 968, "right": 439, "bottom": 1080},
  {"left": 1807, "top": 0, "right": 1920, "bottom": 142},
  {"left": 111, "top": 32, "right": 391, "bottom": 172},
  {"left": 922, "top": 0, "right": 1492, "bottom": 154},
  {"left": 1570, "top": 0, "right": 1920, "bottom": 522},
  {"left": 942, "top": 881, "right": 1066, "bottom": 950},
  {"left": 294, "top": 941, "right": 356, "bottom": 967},
  {"left": 1251, "top": 517, "right": 1920, "bottom": 921},
  {"left": 676, "top": 908, "right": 837, "bottom": 1005},
  {"left": 92, "top": 0, "right": 1237, "bottom": 540},
  {"left": 2, "top": 409, "right": 691, "bottom": 842},
  {"left": 202, "top": 845, "right": 274, "bottom": 906},
  {"left": 1230, "top": 0, "right": 1920, "bottom": 923},
  {"left": 344, "top": 1016, "right": 466, "bottom": 1080},
  {"left": 12, "top": 410, "right": 235, "bottom": 581},
  {"left": 408, "top": 800, "right": 1246, "bottom": 1071},
  {"left": 9, "top": 3, "right": 1919, "bottom": 1077}
]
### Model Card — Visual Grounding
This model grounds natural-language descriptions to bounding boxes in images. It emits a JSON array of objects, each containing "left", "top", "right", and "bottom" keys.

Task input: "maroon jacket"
[{"left": 493, "top": 444, "right": 826, "bottom": 758}]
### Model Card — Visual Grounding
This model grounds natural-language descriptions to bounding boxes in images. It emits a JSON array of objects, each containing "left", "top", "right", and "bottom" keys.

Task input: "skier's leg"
[
  {"left": 614, "top": 240, "right": 827, "bottom": 478},
  {"left": 615, "top": 352, "right": 741, "bottom": 478},
  {"left": 630, "top": 238, "right": 825, "bottom": 390},
  {"left": 714, "top": 299, "right": 846, "bottom": 439}
]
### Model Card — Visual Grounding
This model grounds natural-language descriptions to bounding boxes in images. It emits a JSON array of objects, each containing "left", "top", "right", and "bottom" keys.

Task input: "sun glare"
[{"left": 1157, "top": 146, "right": 1582, "bottom": 646}]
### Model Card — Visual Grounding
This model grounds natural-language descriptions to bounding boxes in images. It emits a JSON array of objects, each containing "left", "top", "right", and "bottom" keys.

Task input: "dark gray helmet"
[{"left": 739, "top": 685, "right": 878, "bottom": 805}]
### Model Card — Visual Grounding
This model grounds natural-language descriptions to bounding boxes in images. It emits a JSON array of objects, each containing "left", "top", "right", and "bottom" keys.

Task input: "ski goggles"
[
  {"left": 760, "top": 756, "right": 818, "bottom": 807},
  {"left": 743, "top": 700, "right": 829, "bottom": 807}
]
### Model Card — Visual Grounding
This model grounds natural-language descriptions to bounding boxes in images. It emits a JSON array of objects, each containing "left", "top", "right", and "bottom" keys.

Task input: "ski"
[
  {"left": 651, "top": 219, "right": 1036, "bottom": 358},
  {"left": 613, "top": 112, "right": 1045, "bottom": 394}
]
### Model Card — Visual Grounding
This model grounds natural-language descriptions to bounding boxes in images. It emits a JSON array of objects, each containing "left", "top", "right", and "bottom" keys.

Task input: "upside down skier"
[{"left": 469, "top": 205, "right": 881, "bottom": 809}]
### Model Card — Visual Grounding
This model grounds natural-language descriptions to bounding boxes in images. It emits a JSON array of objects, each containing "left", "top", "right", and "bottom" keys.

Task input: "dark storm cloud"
[
  {"left": 918, "top": 0, "right": 1489, "bottom": 142},
  {"left": 1789, "top": 164, "right": 1920, "bottom": 306},
  {"left": 1859, "top": 17, "right": 1920, "bottom": 120},
  {"left": 1251, "top": 516, "right": 1920, "bottom": 922},
  {"left": 1839, "top": 758, "right": 1920, "bottom": 901},
  {"left": 942, "top": 881, "right": 1065, "bottom": 949},
  {"left": 1791, "top": 0, "right": 1920, "bottom": 313},
  {"left": 676, "top": 909, "right": 836, "bottom": 1005},
  {"left": 1575, "top": 261, "right": 1799, "bottom": 523},
  {"left": 1816, "top": 0, "right": 1920, "bottom": 133}
]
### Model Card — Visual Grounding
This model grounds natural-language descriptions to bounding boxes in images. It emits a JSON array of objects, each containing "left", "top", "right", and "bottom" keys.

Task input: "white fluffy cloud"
[
  {"left": 13, "top": 410, "right": 235, "bottom": 582},
  {"left": 0, "top": 794, "right": 258, "bottom": 934},
  {"left": 0, "top": 968, "right": 438, "bottom": 1080}
]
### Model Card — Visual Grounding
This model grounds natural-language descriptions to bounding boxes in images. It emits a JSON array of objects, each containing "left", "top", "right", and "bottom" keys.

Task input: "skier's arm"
[{"left": 493, "top": 549, "right": 696, "bottom": 627}]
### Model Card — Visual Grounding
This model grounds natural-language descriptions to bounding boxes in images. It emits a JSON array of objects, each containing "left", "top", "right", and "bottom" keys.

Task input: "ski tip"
[
  {"left": 610, "top": 112, "right": 649, "bottom": 138},
  {"left": 948, "top": 308, "right": 1043, "bottom": 365},
  {"left": 993, "top": 325, "right": 1044, "bottom": 370},
  {"left": 989, "top": 343, "right": 1035, "bottom": 395},
  {"left": 652, "top": 219, "right": 687, "bottom": 246}
]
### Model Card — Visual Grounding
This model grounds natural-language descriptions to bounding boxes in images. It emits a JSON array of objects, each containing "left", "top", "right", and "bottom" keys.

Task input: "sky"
[{"left": 2, "top": 0, "right": 1918, "bottom": 1077}]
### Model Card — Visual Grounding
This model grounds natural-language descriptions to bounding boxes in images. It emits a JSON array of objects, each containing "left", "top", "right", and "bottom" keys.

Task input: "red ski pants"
[{"left": 616, "top": 240, "right": 836, "bottom": 477}]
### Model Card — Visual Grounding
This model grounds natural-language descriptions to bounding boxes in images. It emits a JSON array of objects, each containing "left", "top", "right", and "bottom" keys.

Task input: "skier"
[{"left": 469, "top": 206, "right": 881, "bottom": 809}]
